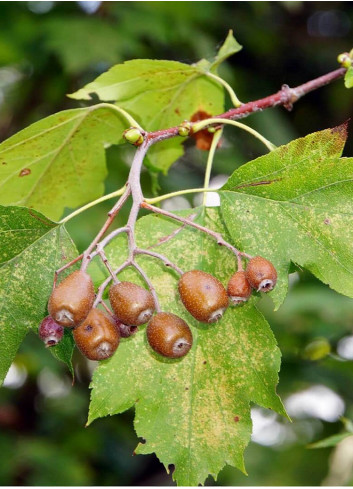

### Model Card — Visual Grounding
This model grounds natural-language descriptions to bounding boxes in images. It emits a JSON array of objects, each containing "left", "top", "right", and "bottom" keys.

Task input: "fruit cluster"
[{"left": 39, "top": 256, "right": 277, "bottom": 361}]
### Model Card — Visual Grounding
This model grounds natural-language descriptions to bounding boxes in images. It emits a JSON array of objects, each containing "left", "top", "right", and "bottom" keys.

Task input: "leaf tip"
[{"left": 331, "top": 121, "right": 349, "bottom": 141}]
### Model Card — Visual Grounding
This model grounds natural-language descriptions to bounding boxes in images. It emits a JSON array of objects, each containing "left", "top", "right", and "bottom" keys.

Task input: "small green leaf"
[
  {"left": 344, "top": 66, "right": 353, "bottom": 88},
  {"left": 0, "top": 107, "right": 125, "bottom": 220},
  {"left": 69, "top": 59, "right": 225, "bottom": 173},
  {"left": 0, "top": 206, "right": 78, "bottom": 385},
  {"left": 210, "top": 29, "right": 242, "bottom": 71},
  {"left": 220, "top": 124, "right": 353, "bottom": 308},
  {"left": 88, "top": 208, "right": 285, "bottom": 486},
  {"left": 308, "top": 432, "right": 353, "bottom": 449}
]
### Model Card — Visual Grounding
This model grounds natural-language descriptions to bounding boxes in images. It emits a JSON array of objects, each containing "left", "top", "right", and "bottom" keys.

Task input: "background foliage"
[{"left": 1, "top": 1, "right": 353, "bottom": 485}]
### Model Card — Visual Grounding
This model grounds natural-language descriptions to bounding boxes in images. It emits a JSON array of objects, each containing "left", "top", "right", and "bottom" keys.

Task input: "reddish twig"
[{"left": 147, "top": 67, "right": 346, "bottom": 144}]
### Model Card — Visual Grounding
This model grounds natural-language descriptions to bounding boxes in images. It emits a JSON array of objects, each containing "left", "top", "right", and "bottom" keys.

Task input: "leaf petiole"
[
  {"left": 204, "top": 71, "right": 243, "bottom": 107},
  {"left": 203, "top": 128, "right": 223, "bottom": 206},
  {"left": 144, "top": 187, "right": 220, "bottom": 205},
  {"left": 59, "top": 185, "right": 127, "bottom": 224},
  {"left": 192, "top": 117, "right": 276, "bottom": 152},
  {"left": 94, "top": 103, "right": 144, "bottom": 131}
]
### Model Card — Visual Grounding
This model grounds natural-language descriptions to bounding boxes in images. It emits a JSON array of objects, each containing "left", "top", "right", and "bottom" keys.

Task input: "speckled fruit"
[
  {"left": 147, "top": 312, "right": 193, "bottom": 359},
  {"left": 73, "top": 308, "right": 120, "bottom": 361},
  {"left": 245, "top": 256, "right": 277, "bottom": 292},
  {"left": 178, "top": 270, "right": 228, "bottom": 323},
  {"left": 39, "top": 316, "right": 64, "bottom": 347},
  {"left": 48, "top": 270, "right": 94, "bottom": 327},
  {"left": 227, "top": 271, "right": 252, "bottom": 305},
  {"left": 109, "top": 281, "right": 155, "bottom": 326}
]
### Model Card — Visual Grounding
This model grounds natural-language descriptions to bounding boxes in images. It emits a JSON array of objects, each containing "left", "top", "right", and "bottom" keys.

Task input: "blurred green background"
[{"left": 1, "top": 1, "right": 353, "bottom": 485}]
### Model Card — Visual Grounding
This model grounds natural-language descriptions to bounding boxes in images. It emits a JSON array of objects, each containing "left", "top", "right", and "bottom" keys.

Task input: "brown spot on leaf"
[
  {"left": 174, "top": 107, "right": 181, "bottom": 115},
  {"left": 234, "top": 416, "right": 240, "bottom": 422},
  {"left": 203, "top": 360, "right": 207, "bottom": 365},
  {"left": 19, "top": 168, "right": 31, "bottom": 177},
  {"left": 331, "top": 122, "right": 348, "bottom": 139},
  {"left": 233, "top": 178, "right": 283, "bottom": 190},
  {"left": 190, "top": 110, "right": 221, "bottom": 151},
  {"left": 324, "top": 218, "right": 331, "bottom": 225}
]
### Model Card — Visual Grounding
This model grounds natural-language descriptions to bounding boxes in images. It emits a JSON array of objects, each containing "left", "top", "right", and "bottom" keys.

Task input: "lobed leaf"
[
  {"left": 220, "top": 124, "right": 353, "bottom": 308},
  {"left": 88, "top": 207, "right": 285, "bottom": 486},
  {"left": 0, "top": 106, "right": 125, "bottom": 221},
  {"left": 70, "top": 60, "right": 224, "bottom": 173},
  {"left": 69, "top": 31, "right": 242, "bottom": 172},
  {"left": 0, "top": 206, "right": 77, "bottom": 384}
]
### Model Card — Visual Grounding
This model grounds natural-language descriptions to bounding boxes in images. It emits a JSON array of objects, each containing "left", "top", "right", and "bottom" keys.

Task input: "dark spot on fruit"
[
  {"left": 203, "top": 360, "right": 207, "bottom": 365},
  {"left": 234, "top": 416, "right": 240, "bottom": 422},
  {"left": 185, "top": 387, "right": 189, "bottom": 390},
  {"left": 19, "top": 168, "right": 31, "bottom": 177},
  {"left": 85, "top": 324, "right": 93, "bottom": 332},
  {"left": 2, "top": 161, "right": 6, "bottom": 165},
  {"left": 324, "top": 218, "right": 331, "bottom": 225}
]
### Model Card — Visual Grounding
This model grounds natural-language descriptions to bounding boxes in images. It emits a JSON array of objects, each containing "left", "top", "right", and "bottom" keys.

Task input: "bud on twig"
[{"left": 123, "top": 127, "right": 145, "bottom": 146}]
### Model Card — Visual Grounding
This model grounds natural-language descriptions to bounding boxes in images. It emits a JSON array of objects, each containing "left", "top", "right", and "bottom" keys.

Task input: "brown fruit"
[
  {"left": 245, "top": 256, "right": 277, "bottom": 292},
  {"left": 109, "top": 281, "right": 155, "bottom": 326},
  {"left": 227, "top": 271, "right": 252, "bottom": 305},
  {"left": 73, "top": 308, "right": 120, "bottom": 361},
  {"left": 178, "top": 270, "right": 228, "bottom": 323},
  {"left": 48, "top": 270, "right": 95, "bottom": 327},
  {"left": 146, "top": 312, "right": 193, "bottom": 358}
]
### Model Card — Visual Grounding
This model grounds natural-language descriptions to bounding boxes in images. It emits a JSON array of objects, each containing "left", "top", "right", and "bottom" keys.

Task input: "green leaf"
[
  {"left": 220, "top": 124, "right": 353, "bottom": 308},
  {"left": 88, "top": 208, "right": 285, "bottom": 486},
  {"left": 344, "top": 66, "right": 353, "bottom": 88},
  {"left": 0, "top": 107, "right": 125, "bottom": 220},
  {"left": 0, "top": 206, "right": 77, "bottom": 385},
  {"left": 308, "top": 432, "right": 353, "bottom": 449},
  {"left": 210, "top": 29, "right": 242, "bottom": 71},
  {"left": 69, "top": 59, "right": 225, "bottom": 173}
]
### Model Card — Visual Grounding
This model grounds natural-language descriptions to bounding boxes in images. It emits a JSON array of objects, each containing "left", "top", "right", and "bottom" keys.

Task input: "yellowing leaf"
[
  {"left": 220, "top": 125, "right": 353, "bottom": 308},
  {"left": 0, "top": 206, "right": 77, "bottom": 384}
]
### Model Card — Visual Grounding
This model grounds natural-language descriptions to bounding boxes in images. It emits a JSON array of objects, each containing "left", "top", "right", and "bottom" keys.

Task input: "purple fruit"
[{"left": 39, "top": 316, "right": 64, "bottom": 347}]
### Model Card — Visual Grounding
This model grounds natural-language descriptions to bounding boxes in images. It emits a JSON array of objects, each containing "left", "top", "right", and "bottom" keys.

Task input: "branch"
[{"left": 147, "top": 67, "right": 346, "bottom": 144}]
